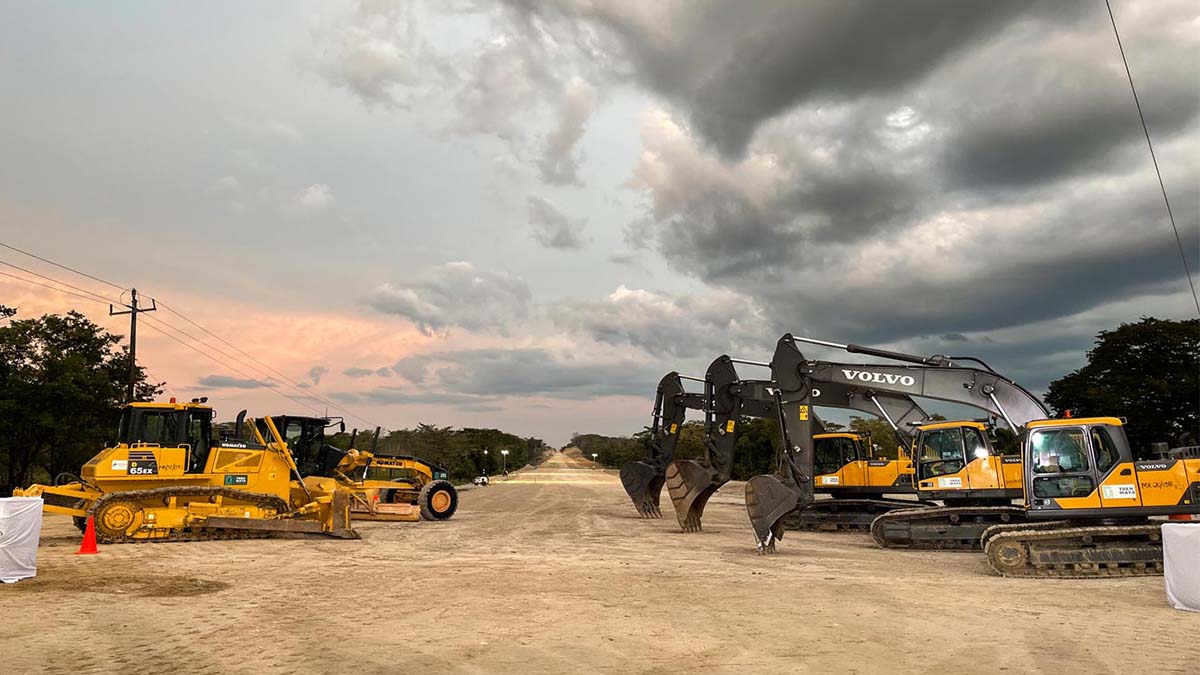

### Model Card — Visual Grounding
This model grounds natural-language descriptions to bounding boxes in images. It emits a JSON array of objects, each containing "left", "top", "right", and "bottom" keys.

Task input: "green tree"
[
  {"left": 1045, "top": 317, "right": 1199, "bottom": 453},
  {"left": 847, "top": 416, "right": 904, "bottom": 459},
  {"left": 0, "top": 312, "right": 161, "bottom": 493}
]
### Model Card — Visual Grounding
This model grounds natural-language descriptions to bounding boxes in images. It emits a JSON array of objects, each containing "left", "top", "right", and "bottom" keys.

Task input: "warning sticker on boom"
[
  {"left": 725, "top": 420, "right": 736, "bottom": 433},
  {"left": 1101, "top": 484, "right": 1137, "bottom": 500},
  {"left": 798, "top": 405, "right": 809, "bottom": 421}
]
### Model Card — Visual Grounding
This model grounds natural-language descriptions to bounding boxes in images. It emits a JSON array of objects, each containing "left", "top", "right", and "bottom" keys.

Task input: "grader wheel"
[{"left": 419, "top": 480, "right": 458, "bottom": 521}]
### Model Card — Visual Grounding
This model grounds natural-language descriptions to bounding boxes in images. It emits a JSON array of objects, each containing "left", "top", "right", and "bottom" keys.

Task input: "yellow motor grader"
[
  {"left": 257, "top": 416, "right": 458, "bottom": 522},
  {"left": 15, "top": 400, "right": 358, "bottom": 543}
]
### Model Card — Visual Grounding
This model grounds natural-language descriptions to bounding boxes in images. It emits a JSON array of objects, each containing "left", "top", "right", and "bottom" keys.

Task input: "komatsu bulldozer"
[
  {"left": 258, "top": 416, "right": 458, "bottom": 522},
  {"left": 15, "top": 400, "right": 357, "bottom": 543}
]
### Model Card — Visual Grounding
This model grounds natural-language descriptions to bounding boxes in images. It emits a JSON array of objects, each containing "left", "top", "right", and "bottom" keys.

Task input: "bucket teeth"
[
  {"left": 620, "top": 460, "right": 666, "bottom": 518},
  {"left": 746, "top": 474, "right": 803, "bottom": 554},
  {"left": 666, "top": 460, "right": 722, "bottom": 533}
]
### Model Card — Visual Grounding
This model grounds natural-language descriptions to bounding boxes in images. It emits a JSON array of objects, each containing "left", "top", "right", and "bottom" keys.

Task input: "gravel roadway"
[{"left": 3, "top": 450, "right": 1196, "bottom": 674}]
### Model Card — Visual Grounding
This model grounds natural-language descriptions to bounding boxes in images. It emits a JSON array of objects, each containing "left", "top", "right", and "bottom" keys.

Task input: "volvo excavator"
[
  {"left": 620, "top": 371, "right": 709, "bottom": 518},
  {"left": 743, "top": 334, "right": 1055, "bottom": 553},
  {"left": 661, "top": 353, "right": 934, "bottom": 533},
  {"left": 16, "top": 400, "right": 358, "bottom": 543},
  {"left": 743, "top": 335, "right": 1200, "bottom": 577}
]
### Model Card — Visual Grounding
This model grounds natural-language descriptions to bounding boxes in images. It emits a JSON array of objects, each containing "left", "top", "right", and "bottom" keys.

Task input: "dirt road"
[{"left": 4, "top": 452, "right": 1196, "bottom": 674}]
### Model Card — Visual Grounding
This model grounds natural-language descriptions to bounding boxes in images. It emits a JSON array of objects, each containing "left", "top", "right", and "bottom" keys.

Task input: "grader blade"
[
  {"left": 665, "top": 460, "right": 722, "bottom": 532},
  {"left": 746, "top": 475, "right": 802, "bottom": 554},
  {"left": 620, "top": 460, "right": 665, "bottom": 518}
]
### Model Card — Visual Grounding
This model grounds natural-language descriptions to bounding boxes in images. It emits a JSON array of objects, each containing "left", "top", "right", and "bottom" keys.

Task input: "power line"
[
  {"left": 138, "top": 320, "right": 327, "bottom": 416},
  {"left": 140, "top": 311, "right": 376, "bottom": 425},
  {"left": 1, "top": 240, "right": 381, "bottom": 427},
  {"left": 153, "top": 300, "right": 383, "bottom": 428},
  {"left": 0, "top": 270, "right": 117, "bottom": 307},
  {"left": 1105, "top": 0, "right": 1200, "bottom": 317},
  {"left": 0, "top": 258, "right": 122, "bottom": 306},
  {"left": 0, "top": 241, "right": 127, "bottom": 292}
]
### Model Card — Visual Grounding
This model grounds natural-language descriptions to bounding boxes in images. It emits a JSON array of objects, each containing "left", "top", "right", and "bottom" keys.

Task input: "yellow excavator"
[
  {"left": 16, "top": 400, "right": 357, "bottom": 543},
  {"left": 259, "top": 415, "right": 458, "bottom": 522},
  {"left": 743, "top": 334, "right": 1200, "bottom": 577}
]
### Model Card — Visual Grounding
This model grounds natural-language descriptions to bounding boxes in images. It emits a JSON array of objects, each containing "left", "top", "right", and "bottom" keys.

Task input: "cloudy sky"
[{"left": 1, "top": 1, "right": 1196, "bottom": 444}]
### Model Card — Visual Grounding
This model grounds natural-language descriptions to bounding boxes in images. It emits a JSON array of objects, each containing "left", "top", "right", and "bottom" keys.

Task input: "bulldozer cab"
[{"left": 117, "top": 402, "right": 215, "bottom": 474}]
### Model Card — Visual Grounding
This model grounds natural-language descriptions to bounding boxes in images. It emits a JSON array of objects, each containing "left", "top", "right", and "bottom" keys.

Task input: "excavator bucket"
[
  {"left": 745, "top": 475, "right": 802, "bottom": 554},
  {"left": 665, "top": 460, "right": 721, "bottom": 532},
  {"left": 620, "top": 460, "right": 665, "bottom": 518}
]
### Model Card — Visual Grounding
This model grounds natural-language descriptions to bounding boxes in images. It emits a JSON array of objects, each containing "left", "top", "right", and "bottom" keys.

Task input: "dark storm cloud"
[
  {"left": 364, "top": 262, "right": 533, "bottom": 335},
  {"left": 391, "top": 348, "right": 654, "bottom": 399},
  {"left": 504, "top": 0, "right": 1080, "bottom": 157}
]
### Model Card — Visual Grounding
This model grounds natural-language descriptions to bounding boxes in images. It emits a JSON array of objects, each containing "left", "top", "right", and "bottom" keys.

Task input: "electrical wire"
[
  {"left": 0, "top": 240, "right": 380, "bottom": 424},
  {"left": 0, "top": 270, "right": 117, "bottom": 307},
  {"left": 0, "top": 241, "right": 127, "bottom": 292},
  {"left": 0, "top": 254, "right": 367, "bottom": 421},
  {"left": 0, "top": 259, "right": 122, "bottom": 306},
  {"left": 1105, "top": 0, "right": 1200, "bottom": 317}
]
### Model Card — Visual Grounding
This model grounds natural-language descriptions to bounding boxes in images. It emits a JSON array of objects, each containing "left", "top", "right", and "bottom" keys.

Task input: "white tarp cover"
[
  {"left": 1163, "top": 522, "right": 1200, "bottom": 612},
  {"left": 0, "top": 496, "right": 43, "bottom": 583}
]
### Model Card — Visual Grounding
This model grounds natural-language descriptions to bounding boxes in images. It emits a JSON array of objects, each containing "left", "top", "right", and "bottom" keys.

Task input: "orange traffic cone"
[
  {"left": 1169, "top": 514, "right": 1195, "bottom": 522},
  {"left": 76, "top": 515, "right": 100, "bottom": 555}
]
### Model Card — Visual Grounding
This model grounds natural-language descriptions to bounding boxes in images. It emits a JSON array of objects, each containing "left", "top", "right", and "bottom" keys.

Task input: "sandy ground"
[{"left": 4, "top": 450, "right": 1197, "bottom": 675}]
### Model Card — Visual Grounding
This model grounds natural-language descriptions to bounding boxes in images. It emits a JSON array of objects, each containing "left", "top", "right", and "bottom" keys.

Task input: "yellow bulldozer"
[
  {"left": 15, "top": 400, "right": 358, "bottom": 543},
  {"left": 258, "top": 415, "right": 458, "bottom": 522}
]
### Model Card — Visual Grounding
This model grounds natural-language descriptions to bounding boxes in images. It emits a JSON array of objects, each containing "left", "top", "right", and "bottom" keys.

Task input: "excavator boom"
[{"left": 620, "top": 372, "right": 708, "bottom": 518}]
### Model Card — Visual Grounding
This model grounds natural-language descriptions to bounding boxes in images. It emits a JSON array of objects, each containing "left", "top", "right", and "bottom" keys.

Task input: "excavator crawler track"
[
  {"left": 984, "top": 523, "right": 1169, "bottom": 578},
  {"left": 87, "top": 486, "right": 290, "bottom": 544},
  {"left": 870, "top": 505, "right": 1027, "bottom": 550},
  {"left": 785, "top": 499, "right": 932, "bottom": 533}
]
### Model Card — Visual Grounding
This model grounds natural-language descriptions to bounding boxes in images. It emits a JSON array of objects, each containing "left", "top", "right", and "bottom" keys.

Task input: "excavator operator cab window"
[
  {"left": 917, "top": 427, "right": 966, "bottom": 479},
  {"left": 1030, "top": 428, "right": 1095, "bottom": 498},
  {"left": 814, "top": 437, "right": 857, "bottom": 475},
  {"left": 963, "top": 427, "right": 990, "bottom": 461},
  {"left": 1090, "top": 427, "right": 1121, "bottom": 474}
]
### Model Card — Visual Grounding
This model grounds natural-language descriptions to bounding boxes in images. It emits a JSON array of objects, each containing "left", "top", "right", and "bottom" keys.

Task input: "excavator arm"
[
  {"left": 745, "top": 333, "right": 1051, "bottom": 553},
  {"left": 665, "top": 350, "right": 931, "bottom": 534},
  {"left": 620, "top": 371, "right": 709, "bottom": 517}
]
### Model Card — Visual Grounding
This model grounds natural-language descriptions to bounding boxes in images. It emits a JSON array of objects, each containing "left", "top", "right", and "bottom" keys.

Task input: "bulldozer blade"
[
  {"left": 620, "top": 460, "right": 665, "bottom": 518},
  {"left": 746, "top": 475, "right": 802, "bottom": 554},
  {"left": 665, "top": 460, "right": 722, "bottom": 533}
]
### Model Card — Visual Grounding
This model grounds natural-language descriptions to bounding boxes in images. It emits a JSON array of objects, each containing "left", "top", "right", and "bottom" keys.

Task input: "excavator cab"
[
  {"left": 913, "top": 421, "right": 1022, "bottom": 504},
  {"left": 813, "top": 433, "right": 863, "bottom": 477},
  {"left": 1023, "top": 417, "right": 1200, "bottom": 515}
]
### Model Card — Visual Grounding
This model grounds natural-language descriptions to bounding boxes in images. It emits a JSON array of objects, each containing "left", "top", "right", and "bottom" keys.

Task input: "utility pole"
[{"left": 110, "top": 288, "right": 156, "bottom": 403}]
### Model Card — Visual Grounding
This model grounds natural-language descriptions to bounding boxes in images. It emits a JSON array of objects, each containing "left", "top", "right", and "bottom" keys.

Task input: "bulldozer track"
[
  {"left": 785, "top": 498, "right": 932, "bottom": 533},
  {"left": 87, "top": 486, "right": 290, "bottom": 544},
  {"left": 984, "top": 523, "right": 1168, "bottom": 578},
  {"left": 870, "top": 505, "right": 1027, "bottom": 550}
]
